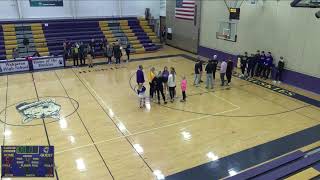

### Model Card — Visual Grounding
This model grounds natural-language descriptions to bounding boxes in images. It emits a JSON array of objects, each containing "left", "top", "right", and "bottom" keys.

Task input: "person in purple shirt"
[
  {"left": 256, "top": 51, "right": 266, "bottom": 77},
  {"left": 162, "top": 66, "right": 169, "bottom": 94},
  {"left": 136, "top": 65, "right": 145, "bottom": 88},
  {"left": 263, "top": 52, "right": 273, "bottom": 79}
]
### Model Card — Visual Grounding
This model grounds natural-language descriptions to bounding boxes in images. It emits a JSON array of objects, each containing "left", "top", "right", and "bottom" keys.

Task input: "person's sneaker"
[
  {"left": 158, "top": 102, "right": 160, "bottom": 105},
  {"left": 277, "top": 81, "right": 281, "bottom": 85},
  {"left": 164, "top": 101, "right": 167, "bottom": 104},
  {"left": 200, "top": 80, "right": 203, "bottom": 83},
  {"left": 180, "top": 99, "right": 185, "bottom": 102}
]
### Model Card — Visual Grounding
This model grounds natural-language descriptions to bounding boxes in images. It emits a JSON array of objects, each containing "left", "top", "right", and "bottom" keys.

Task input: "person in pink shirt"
[{"left": 180, "top": 75, "right": 187, "bottom": 102}]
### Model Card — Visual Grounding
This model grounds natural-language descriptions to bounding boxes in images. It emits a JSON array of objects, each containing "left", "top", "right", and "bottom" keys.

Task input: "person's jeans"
[
  {"left": 194, "top": 74, "right": 200, "bottom": 86},
  {"left": 169, "top": 86, "right": 175, "bottom": 100},
  {"left": 116, "top": 57, "right": 120, "bottom": 64},
  {"left": 206, "top": 73, "right": 213, "bottom": 89},
  {"left": 275, "top": 69, "right": 283, "bottom": 81},
  {"left": 220, "top": 73, "right": 225, "bottom": 86}
]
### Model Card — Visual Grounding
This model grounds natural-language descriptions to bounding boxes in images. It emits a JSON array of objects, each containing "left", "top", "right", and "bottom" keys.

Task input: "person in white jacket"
[{"left": 168, "top": 67, "right": 176, "bottom": 102}]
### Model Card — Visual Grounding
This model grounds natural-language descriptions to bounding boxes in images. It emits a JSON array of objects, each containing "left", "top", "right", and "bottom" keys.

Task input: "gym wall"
[
  {"left": 0, "top": 0, "right": 160, "bottom": 20},
  {"left": 199, "top": 0, "right": 320, "bottom": 93},
  {"left": 165, "top": 0, "right": 201, "bottom": 53}
]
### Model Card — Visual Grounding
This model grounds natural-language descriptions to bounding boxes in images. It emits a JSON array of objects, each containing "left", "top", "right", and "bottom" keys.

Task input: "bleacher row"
[
  {"left": 0, "top": 17, "right": 160, "bottom": 60},
  {"left": 226, "top": 147, "right": 320, "bottom": 180}
]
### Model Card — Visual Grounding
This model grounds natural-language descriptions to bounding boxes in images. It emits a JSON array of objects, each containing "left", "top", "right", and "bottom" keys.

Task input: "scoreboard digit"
[{"left": 1, "top": 146, "right": 54, "bottom": 177}]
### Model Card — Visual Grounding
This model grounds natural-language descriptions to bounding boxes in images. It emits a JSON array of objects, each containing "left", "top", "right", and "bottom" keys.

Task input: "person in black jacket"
[
  {"left": 240, "top": 52, "right": 248, "bottom": 77},
  {"left": 89, "top": 38, "right": 96, "bottom": 59},
  {"left": 113, "top": 42, "right": 122, "bottom": 65},
  {"left": 275, "top": 56, "right": 285, "bottom": 84},
  {"left": 247, "top": 54, "right": 256, "bottom": 78},
  {"left": 193, "top": 59, "right": 201, "bottom": 86},
  {"left": 212, "top": 55, "right": 218, "bottom": 79},
  {"left": 199, "top": 60, "right": 203, "bottom": 83},
  {"left": 125, "top": 44, "right": 131, "bottom": 63},
  {"left": 79, "top": 42, "right": 86, "bottom": 66},
  {"left": 254, "top": 50, "right": 261, "bottom": 76},
  {"left": 256, "top": 51, "right": 266, "bottom": 77},
  {"left": 153, "top": 71, "right": 167, "bottom": 104},
  {"left": 226, "top": 58, "right": 234, "bottom": 86},
  {"left": 205, "top": 60, "right": 214, "bottom": 89}
]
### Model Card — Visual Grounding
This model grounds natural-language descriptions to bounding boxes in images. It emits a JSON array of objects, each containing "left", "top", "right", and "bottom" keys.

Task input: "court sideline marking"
[
  {"left": 54, "top": 71, "right": 115, "bottom": 180},
  {"left": 233, "top": 83, "right": 320, "bottom": 124},
  {"left": 31, "top": 73, "right": 60, "bottom": 180}
]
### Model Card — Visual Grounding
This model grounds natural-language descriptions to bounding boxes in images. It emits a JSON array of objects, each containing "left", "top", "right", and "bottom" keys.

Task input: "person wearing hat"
[{"left": 212, "top": 55, "right": 218, "bottom": 79}]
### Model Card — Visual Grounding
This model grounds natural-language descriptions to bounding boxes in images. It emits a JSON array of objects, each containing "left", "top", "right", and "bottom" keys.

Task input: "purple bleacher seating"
[
  {"left": 225, "top": 151, "right": 305, "bottom": 180},
  {"left": 0, "top": 17, "right": 159, "bottom": 59},
  {"left": 253, "top": 152, "right": 320, "bottom": 180}
]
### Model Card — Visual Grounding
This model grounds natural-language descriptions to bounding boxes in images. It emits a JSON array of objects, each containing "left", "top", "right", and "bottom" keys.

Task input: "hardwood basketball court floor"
[{"left": 0, "top": 47, "right": 319, "bottom": 180}]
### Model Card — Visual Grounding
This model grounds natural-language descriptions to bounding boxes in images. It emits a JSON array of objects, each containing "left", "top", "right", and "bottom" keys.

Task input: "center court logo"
[{"left": 16, "top": 99, "right": 61, "bottom": 124}]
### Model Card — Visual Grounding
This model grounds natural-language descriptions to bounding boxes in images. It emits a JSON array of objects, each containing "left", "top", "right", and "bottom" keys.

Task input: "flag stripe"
[
  {"left": 175, "top": 11, "right": 194, "bottom": 15},
  {"left": 182, "top": 4, "right": 195, "bottom": 7},
  {"left": 176, "top": 16, "right": 194, "bottom": 20},
  {"left": 175, "top": 8, "right": 195, "bottom": 12},
  {"left": 175, "top": 12, "right": 194, "bottom": 16}
]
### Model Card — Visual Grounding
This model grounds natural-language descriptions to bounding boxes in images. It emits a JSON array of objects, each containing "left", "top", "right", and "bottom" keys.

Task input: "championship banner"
[
  {"left": 32, "top": 56, "right": 64, "bottom": 70},
  {"left": 29, "top": 0, "right": 63, "bottom": 7},
  {"left": 0, "top": 61, "right": 30, "bottom": 74}
]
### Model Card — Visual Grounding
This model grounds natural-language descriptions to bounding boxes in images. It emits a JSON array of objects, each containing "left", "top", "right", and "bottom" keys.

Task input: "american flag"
[{"left": 175, "top": 0, "right": 195, "bottom": 20}]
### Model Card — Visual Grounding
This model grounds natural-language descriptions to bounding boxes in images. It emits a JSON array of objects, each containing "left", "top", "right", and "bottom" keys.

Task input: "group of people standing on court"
[
  {"left": 136, "top": 65, "right": 187, "bottom": 108},
  {"left": 63, "top": 38, "right": 131, "bottom": 68},
  {"left": 194, "top": 55, "right": 234, "bottom": 89},
  {"left": 239, "top": 50, "right": 285, "bottom": 84}
]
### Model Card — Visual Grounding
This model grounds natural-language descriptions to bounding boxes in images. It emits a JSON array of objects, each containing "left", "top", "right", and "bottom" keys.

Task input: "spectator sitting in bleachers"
[
  {"left": 33, "top": 51, "right": 41, "bottom": 57},
  {"left": 12, "top": 48, "right": 19, "bottom": 59}
]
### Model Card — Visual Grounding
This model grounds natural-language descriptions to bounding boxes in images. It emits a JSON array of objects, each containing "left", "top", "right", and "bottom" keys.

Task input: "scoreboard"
[{"left": 1, "top": 146, "right": 54, "bottom": 177}]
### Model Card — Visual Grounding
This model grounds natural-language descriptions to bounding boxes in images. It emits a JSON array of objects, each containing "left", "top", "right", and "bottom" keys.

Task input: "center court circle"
[{"left": 0, "top": 96, "right": 79, "bottom": 127}]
